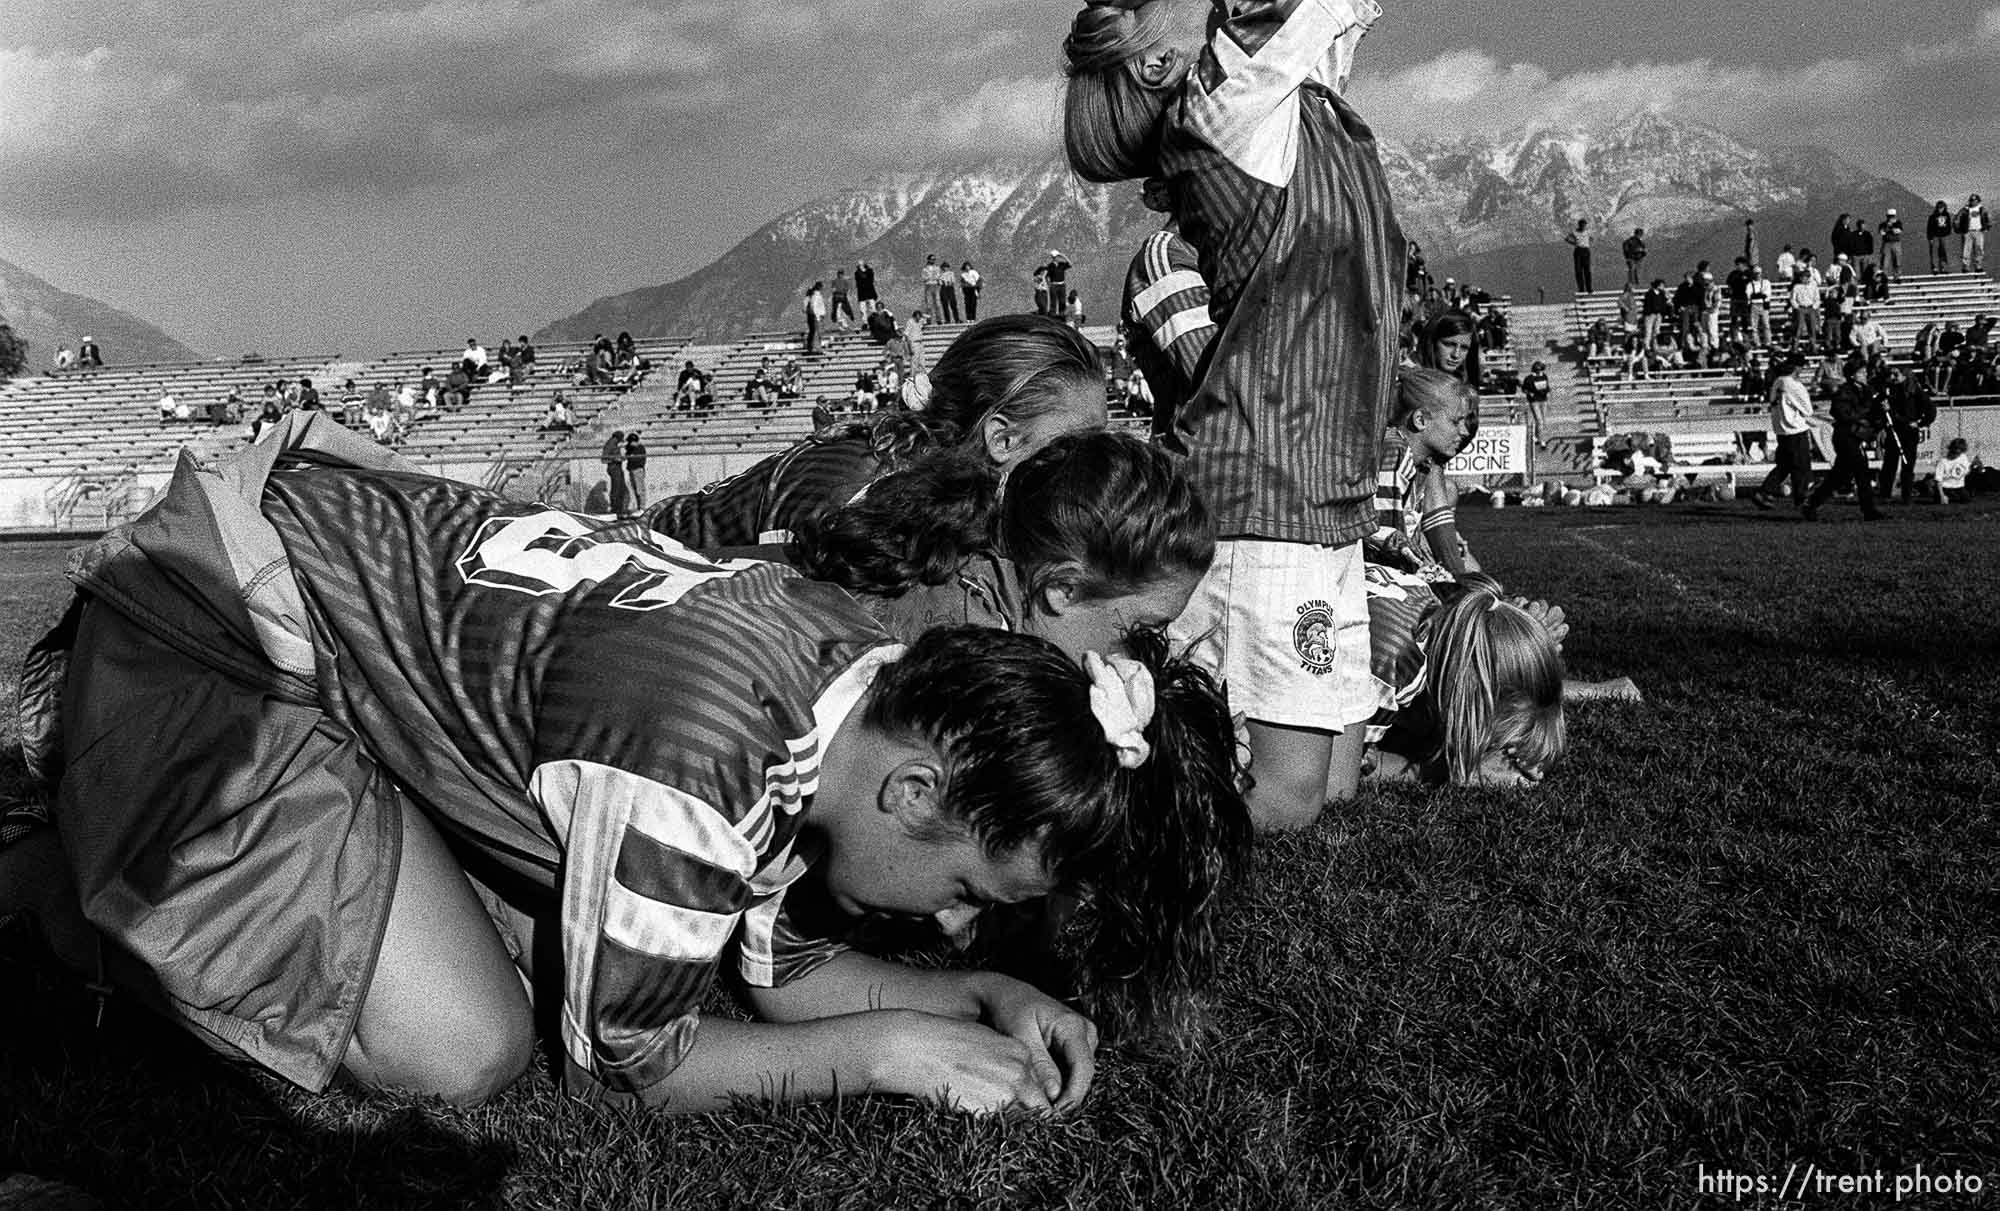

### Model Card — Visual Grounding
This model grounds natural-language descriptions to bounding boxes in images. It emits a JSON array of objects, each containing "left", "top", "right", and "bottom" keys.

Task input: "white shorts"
[{"left": 1169, "top": 538, "right": 1374, "bottom": 732}]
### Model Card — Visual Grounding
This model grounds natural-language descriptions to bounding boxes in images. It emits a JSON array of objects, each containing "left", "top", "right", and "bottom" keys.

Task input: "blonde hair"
[
  {"left": 1422, "top": 583, "right": 1566, "bottom": 784},
  {"left": 1395, "top": 366, "right": 1478, "bottom": 430},
  {"left": 1062, "top": 0, "right": 1178, "bottom": 183}
]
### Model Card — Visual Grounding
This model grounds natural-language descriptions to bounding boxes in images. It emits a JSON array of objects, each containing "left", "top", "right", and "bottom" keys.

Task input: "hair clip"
[{"left": 1083, "top": 651, "right": 1155, "bottom": 769}]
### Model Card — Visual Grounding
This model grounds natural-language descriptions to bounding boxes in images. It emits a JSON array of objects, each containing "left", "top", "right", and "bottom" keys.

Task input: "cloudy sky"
[{"left": 1, "top": 0, "right": 1993, "bottom": 356}]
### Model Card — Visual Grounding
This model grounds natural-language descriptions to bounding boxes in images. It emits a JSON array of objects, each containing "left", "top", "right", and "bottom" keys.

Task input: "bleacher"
[
  {"left": 1574, "top": 273, "right": 2000, "bottom": 433},
  {"left": 0, "top": 300, "right": 1528, "bottom": 532}
]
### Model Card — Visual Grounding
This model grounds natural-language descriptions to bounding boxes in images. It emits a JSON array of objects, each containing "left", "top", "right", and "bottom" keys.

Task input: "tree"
[{"left": 0, "top": 315, "right": 28, "bottom": 381}]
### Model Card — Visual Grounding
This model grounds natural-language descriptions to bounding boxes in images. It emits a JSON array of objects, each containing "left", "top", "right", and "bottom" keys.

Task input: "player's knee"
[{"left": 1247, "top": 769, "right": 1331, "bottom": 831}]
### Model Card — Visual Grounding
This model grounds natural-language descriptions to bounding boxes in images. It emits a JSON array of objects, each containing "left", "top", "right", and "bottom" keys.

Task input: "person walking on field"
[
  {"left": 1749, "top": 358, "right": 1815, "bottom": 510},
  {"left": 1566, "top": 218, "right": 1593, "bottom": 294},
  {"left": 1802, "top": 357, "right": 1885, "bottom": 522}
]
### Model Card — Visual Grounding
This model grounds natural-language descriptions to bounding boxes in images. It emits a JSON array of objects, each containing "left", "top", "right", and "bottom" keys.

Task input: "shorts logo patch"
[{"left": 1294, "top": 599, "right": 1336, "bottom": 675}]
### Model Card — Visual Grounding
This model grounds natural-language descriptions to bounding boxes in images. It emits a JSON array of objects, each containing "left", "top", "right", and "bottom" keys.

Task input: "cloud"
[{"left": 1350, "top": 16, "right": 2000, "bottom": 200}]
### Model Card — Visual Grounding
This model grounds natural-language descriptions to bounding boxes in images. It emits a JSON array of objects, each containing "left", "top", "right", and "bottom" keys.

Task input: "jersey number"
[{"left": 456, "top": 511, "right": 749, "bottom": 611}]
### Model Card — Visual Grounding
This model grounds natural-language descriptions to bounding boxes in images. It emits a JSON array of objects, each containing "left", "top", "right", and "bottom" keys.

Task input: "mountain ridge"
[
  {"left": 537, "top": 112, "right": 1930, "bottom": 343},
  {"left": 0, "top": 255, "right": 200, "bottom": 372}
]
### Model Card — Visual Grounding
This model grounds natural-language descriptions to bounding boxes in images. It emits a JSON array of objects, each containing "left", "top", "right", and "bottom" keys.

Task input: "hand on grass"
[
  {"left": 875, "top": 1010, "right": 1057, "bottom": 1116},
  {"left": 975, "top": 976, "right": 1101, "bottom": 1112}
]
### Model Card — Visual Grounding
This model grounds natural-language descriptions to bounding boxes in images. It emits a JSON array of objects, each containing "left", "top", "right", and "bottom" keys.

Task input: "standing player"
[{"left": 1065, "top": 0, "right": 1407, "bottom": 828}]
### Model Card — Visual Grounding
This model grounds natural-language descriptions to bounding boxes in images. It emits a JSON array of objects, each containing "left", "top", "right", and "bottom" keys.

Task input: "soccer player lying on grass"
[
  {"left": 6, "top": 414, "right": 1250, "bottom": 1115},
  {"left": 782, "top": 431, "right": 1214, "bottom": 661},
  {"left": 643, "top": 313, "right": 1109, "bottom": 548},
  {"left": 1351, "top": 564, "right": 1567, "bottom": 789}
]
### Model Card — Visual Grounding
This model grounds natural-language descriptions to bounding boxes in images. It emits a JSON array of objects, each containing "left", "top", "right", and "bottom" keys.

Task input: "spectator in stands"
[
  {"left": 921, "top": 255, "right": 943, "bottom": 318},
  {"left": 1852, "top": 217, "right": 1876, "bottom": 278},
  {"left": 157, "top": 385, "right": 182, "bottom": 422},
  {"left": 259, "top": 381, "right": 282, "bottom": 416},
  {"left": 396, "top": 378, "right": 418, "bottom": 420},
  {"left": 879, "top": 358, "right": 903, "bottom": 408},
  {"left": 1726, "top": 257, "right": 1753, "bottom": 345},
  {"left": 778, "top": 356, "right": 805, "bottom": 400},
  {"left": 1672, "top": 269, "right": 1702, "bottom": 351},
  {"left": 1697, "top": 261, "right": 1723, "bottom": 352},
  {"left": 281, "top": 377, "right": 302, "bottom": 410},
  {"left": 959, "top": 261, "right": 982, "bottom": 321},
  {"left": 1032, "top": 264, "right": 1051, "bottom": 317},
  {"left": 1615, "top": 282, "right": 1639, "bottom": 333},
  {"left": 1853, "top": 309, "right": 1889, "bottom": 362},
  {"left": 1404, "top": 241, "right": 1431, "bottom": 296},
  {"left": 1876, "top": 367, "right": 1934, "bottom": 505},
  {"left": 210, "top": 389, "right": 243, "bottom": 425},
  {"left": 1879, "top": 209, "right": 1905, "bottom": 281},
  {"left": 364, "top": 386, "right": 398, "bottom": 445},
  {"left": 252, "top": 399, "right": 284, "bottom": 440},
  {"left": 745, "top": 357, "right": 778, "bottom": 406},
  {"left": 866, "top": 304, "right": 898, "bottom": 346},
  {"left": 1776, "top": 244, "right": 1797, "bottom": 283},
  {"left": 1565, "top": 218, "right": 1593, "bottom": 294},
  {"left": 1935, "top": 438, "right": 1971, "bottom": 503},
  {"left": 855, "top": 260, "right": 879, "bottom": 316},
  {"left": 938, "top": 256, "right": 961, "bottom": 323},
  {"left": 444, "top": 363, "right": 473, "bottom": 409},
  {"left": 1520, "top": 361, "right": 1551, "bottom": 433},
  {"left": 415, "top": 368, "right": 438, "bottom": 413},
  {"left": 77, "top": 336, "right": 103, "bottom": 370},
  {"left": 1749, "top": 357, "right": 1815, "bottom": 510},
  {"left": 624, "top": 433, "right": 649, "bottom": 512},
  {"left": 1829, "top": 214, "right": 1858, "bottom": 264},
  {"left": 1065, "top": 289, "right": 1086, "bottom": 330},
  {"left": 516, "top": 336, "right": 536, "bottom": 381},
  {"left": 1586, "top": 317, "right": 1612, "bottom": 359},
  {"left": 613, "top": 331, "right": 637, "bottom": 371},
  {"left": 540, "top": 391, "right": 574, "bottom": 432},
  {"left": 1044, "top": 251, "right": 1073, "bottom": 314},
  {"left": 831, "top": 269, "right": 855, "bottom": 330},
  {"left": 1802, "top": 356, "right": 1886, "bottom": 521},
  {"left": 296, "top": 377, "right": 321, "bottom": 413},
  {"left": 1808, "top": 348, "right": 1843, "bottom": 399},
  {"left": 811, "top": 397, "right": 836, "bottom": 433},
  {"left": 1743, "top": 218, "right": 1761, "bottom": 270},
  {"left": 601, "top": 430, "right": 628, "bottom": 517},
  {"left": 1926, "top": 200, "right": 1955, "bottom": 274},
  {"left": 52, "top": 344, "right": 74, "bottom": 373},
  {"left": 1621, "top": 228, "right": 1647, "bottom": 287},
  {"left": 1639, "top": 277, "right": 1671, "bottom": 350},
  {"left": 853, "top": 364, "right": 881, "bottom": 411},
  {"left": 905, "top": 308, "right": 929, "bottom": 375},
  {"left": 1960, "top": 194, "right": 1991, "bottom": 273},
  {"left": 584, "top": 340, "right": 614, "bottom": 386},
  {"left": 463, "top": 338, "right": 489, "bottom": 382},
  {"left": 498, "top": 339, "right": 518, "bottom": 384},
  {"left": 1790, "top": 263, "right": 1823, "bottom": 353},
  {"left": 804, "top": 280, "right": 826, "bottom": 356}
]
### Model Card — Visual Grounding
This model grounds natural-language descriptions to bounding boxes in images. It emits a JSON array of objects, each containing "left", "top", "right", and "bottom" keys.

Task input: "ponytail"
[
  {"left": 1062, "top": 0, "right": 1178, "bottom": 183},
  {"left": 1069, "top": 627, "right": 1251, "bottom": 1040},
  {"left": 790, "top": 447, "right": 1000, "bottom": 597}
]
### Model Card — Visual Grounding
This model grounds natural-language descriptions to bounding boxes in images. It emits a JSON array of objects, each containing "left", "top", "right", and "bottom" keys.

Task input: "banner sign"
[{"left": 1445, "top": 425, "right": 1527, "bottom": 475}]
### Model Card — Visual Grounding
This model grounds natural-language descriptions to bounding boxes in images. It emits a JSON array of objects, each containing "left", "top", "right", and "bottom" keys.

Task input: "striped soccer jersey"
[
  {"left": 1158, "top": 0, "right": 1406, "bottom": 547},
  {"left": 643, "top": 428, "right": 888, "bottom": 548},
  {"left": 1123, "top": 229, "right": 1217, "bottom": 446},
  {"left": 259, "top": 464, "right": 898, "bottom": 1102},
  {"left": 1367, "top": 427, "right": 1456, "bottom": 580}
]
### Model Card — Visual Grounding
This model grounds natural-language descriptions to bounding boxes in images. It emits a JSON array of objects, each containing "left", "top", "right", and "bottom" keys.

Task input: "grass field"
[{"left": 3, "top": 499, "right": 1998, "bottom": 1210}]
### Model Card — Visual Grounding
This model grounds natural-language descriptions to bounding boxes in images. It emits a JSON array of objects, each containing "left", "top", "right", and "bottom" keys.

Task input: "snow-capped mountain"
[{"left": 538, "top": 111, "right": 1929, "bottom": 341}]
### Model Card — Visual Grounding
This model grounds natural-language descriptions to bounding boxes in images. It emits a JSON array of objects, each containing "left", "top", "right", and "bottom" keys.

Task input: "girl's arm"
[
  {"left": 1418, "top": 467, "right": 1471, "bottom": 576},
  {"left": 636, "top": 1010, "right": 1060, "bottom": 1115}
]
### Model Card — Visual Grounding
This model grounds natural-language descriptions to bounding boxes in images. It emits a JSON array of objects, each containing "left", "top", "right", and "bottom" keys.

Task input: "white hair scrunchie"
[{"left": 1083, "top": 650, "right": 1156, "bottom": 770}]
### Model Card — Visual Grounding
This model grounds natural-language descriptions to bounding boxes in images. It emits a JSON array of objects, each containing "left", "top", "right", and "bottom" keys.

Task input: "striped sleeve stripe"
[
  {"left": 1131, "top": 269, "right": 1210, "bottom": 317},
  {"left": 1419, "top": 508, "right": 1456, "bottom": 534},
  {"left": 1155, "top": 305, "right": 1216, "bottom": 350},
  {"left": 622, "top": 770, "right": 758, "bottom": 877},
  {"left": 530, "top": 760, "right": 634, "bottom": 1076},
  {"left": 603, "top": 879, "right": 740, "bottom": 961}
]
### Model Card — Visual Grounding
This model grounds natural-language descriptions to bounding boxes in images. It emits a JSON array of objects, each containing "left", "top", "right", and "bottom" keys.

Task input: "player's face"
[
  {"left": 1027, "top": 569, "right": 1203, "bottom": 661},
  {"left": 1434, "top": 333, "right": 1473, "bottom": 373},
  {"left": 819, "top": 817, "right": 1054, "bottom": 935},
  {"left": 1418, "top": 395, "right": 1477, "bottom": 463}
]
